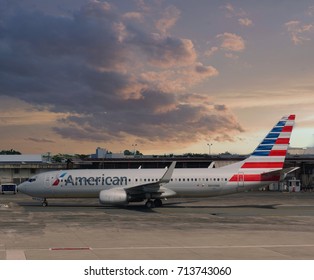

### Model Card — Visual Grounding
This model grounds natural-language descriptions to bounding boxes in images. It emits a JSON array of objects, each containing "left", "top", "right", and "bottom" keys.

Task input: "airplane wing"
[{"left": 124, "top": 161, "right": 176, "bottom": 198}]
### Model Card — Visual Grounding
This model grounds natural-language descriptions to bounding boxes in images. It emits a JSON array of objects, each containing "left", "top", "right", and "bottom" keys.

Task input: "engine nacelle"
[{"left": 99, "top": 188, "right": 128, "bottom": 205}]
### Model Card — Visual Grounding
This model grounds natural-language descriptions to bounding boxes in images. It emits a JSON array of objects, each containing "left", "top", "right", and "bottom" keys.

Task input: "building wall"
[{"left": 0, "top": 164, "right": 67, "bottom": 185}]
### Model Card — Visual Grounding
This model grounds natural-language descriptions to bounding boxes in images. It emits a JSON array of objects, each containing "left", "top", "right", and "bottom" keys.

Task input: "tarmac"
[{"left": 1, "top": 191, "right": 314, "bottom": 260}]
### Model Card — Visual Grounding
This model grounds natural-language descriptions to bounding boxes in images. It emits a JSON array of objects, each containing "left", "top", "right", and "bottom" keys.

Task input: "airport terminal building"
[{"left": 0, "top": 155, "right": 65, "bottom": 185}]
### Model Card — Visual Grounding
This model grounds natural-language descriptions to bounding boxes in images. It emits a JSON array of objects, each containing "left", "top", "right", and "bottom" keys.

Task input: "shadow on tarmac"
[{"left": 18, "top": 199, "right": 280, "bottom": 212}]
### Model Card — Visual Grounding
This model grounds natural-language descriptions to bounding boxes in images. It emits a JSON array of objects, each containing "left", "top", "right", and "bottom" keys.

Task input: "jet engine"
[{"left": 99, "top": 188, "right": 128, "bottom": 205}]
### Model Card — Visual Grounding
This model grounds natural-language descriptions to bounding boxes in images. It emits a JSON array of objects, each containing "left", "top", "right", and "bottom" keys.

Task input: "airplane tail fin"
[
  {"left": 238, "top": 114, "right": 295, "bottom": 177},
  {"left": 223, "top": 115, "right": 296, "bottom": 183}
]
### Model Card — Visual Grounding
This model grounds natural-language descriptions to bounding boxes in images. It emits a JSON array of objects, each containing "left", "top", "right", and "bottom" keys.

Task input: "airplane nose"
[{"left": 17, "top": 182, "right": 26, "bottom": 193}]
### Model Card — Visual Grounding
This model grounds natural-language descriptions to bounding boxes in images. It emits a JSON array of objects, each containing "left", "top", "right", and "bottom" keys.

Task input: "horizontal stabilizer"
[
  {"left": 208, "top": 161, "right": 215, "bottom": 168},
  {"left": 261, "top": 167, "right": 299, "bottom": 181}
]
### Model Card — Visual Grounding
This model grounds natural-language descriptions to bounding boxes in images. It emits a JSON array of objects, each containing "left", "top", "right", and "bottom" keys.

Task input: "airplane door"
[
  {"left": 237, "top": 172, "right": 244, "bottom": 188},
  {"left": 44, "top": 174, "right": 53, "bottom": 187}
]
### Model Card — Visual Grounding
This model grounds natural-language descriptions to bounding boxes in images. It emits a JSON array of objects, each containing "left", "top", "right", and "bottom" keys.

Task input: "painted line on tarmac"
[
  {"left": 50, "top": 247, "right": 91, "bottom": 251},
  {"left": 90, "top": 244, "right": 314, "bottom": 251},
  {"left": 6, "top": 250, "right": 26, "bottom": 260}
]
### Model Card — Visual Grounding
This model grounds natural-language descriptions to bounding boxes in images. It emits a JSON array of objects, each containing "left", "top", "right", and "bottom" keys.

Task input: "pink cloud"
[
  {"left": 216, "top": 33, "right": 245, "bottom": 51},
  {"left": 155, "top": 5, "right": 181, "bottom": 35},
  {"left": 285, "top": 20, "right": 314, "bottom": 45},
  {"left": 238, "top": 18, "right": 253, "bottom": 27}
]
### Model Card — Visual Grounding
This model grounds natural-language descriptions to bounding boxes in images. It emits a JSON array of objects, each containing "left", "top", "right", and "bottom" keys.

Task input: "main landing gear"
[
  {"left": 42, "top": 199, "right": 48, "bottom": 207},
  {"left": 145, "top": 198, "right": 162, "bottom": 209}
]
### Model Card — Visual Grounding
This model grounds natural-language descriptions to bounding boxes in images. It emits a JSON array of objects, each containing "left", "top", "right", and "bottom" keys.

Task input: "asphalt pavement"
[{"left": 1, "top": 191, "right": 314, "bottom": 259}]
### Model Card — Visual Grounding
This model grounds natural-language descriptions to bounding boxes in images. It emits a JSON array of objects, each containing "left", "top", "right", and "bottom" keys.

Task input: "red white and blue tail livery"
[
  {"left": 18, "top": 115, "right": 297, "bottom": 208},
  {"left": 226, "top": 114, "right": 295, "bottom": 187}
]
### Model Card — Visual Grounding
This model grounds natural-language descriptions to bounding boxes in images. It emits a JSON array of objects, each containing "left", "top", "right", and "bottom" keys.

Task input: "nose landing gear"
[{"left": 42, "top": 199, "right": 48, "bottom": 207}]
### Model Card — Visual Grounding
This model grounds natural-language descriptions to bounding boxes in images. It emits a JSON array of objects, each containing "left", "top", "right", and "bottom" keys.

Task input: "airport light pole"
[
  {"left": 207, "top": 143, "right": 212, "bottom": 156},
  {"left": 132, "top": 144, "right": 137, "bottom": 156}
]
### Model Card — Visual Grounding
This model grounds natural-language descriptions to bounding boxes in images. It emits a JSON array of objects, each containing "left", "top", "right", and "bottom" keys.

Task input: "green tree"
[{"left": 0, "top": 149, "right": 21, "bottom": 155}]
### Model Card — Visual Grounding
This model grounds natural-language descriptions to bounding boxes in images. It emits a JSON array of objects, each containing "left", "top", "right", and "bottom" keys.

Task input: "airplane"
[{"left": 18, "top": 115, "right": 297, "bottom": 208}]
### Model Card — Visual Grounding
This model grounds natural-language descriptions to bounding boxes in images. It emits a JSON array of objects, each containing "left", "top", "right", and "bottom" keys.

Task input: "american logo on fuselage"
[{"left": 64, "top": 174, "right": 128, "bottom": 186}]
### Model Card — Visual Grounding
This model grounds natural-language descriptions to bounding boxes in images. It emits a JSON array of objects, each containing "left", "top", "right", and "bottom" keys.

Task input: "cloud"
[
  {"left": 195, "top": 63, "right": 218, "bottom": 75},
  {"left": 0, "top": 1, "right": 243, "bottom": 148},
  {"left": 238, "top": 18, "right": 253, "bottom": 27},
  {"left": 53, "top": 92, "right": 244, "bottom": 145},
  {"left": 285, "top": 20, "right": 314, "bottom": 45},
  {"left": 222, "top": 3, "right": 235, "bottom": 17},
  {"left": 221, "top": 3, "right": 253, "bottom": 27},
  {"left": 25, "top": 137, "right": 55, "bottom": 143},
  {"left": 214, "top": 104, "right": 227, "bottom": 111},
  {"left": 122, "top": 12, "right": 143, "bottom": 21},
  {"left": 224, "top": 52, "right": 239, "bottom": 59},
  {"left": 155, "top": 5, "right": 181, "bottom": 35},
  {"left": 130, "top": 33, "right": 197, "bottom": 68},
  {"left": 205, "top": 46, "right": 219, "bottom": 57},
  {"left": 307, "top": 6, "right": 314, "bottom": 17},
  {"left": 140, "top": 63, "right": 218, "bottom": 93},
  {"left": 216, "top": 33, "right": 245, "bottom": 51}
]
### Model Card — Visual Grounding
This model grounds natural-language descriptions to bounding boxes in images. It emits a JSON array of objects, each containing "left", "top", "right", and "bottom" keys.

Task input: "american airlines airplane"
[{"left": 18, "top": 115, "right": 297, "bottom": 208}]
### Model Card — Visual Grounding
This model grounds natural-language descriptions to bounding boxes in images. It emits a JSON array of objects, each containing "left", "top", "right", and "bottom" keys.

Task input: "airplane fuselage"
[{"left": 18, "top": 167, "right": 270, "bottom": 199}]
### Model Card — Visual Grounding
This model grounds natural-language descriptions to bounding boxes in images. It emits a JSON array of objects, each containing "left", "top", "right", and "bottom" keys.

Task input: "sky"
[{"left": 0, "top": 0, "right": 314, "bottom": 156}]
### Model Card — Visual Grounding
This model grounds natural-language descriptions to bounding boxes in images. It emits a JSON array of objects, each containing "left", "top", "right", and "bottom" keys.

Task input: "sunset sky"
[{"left": 1, "top": 0, "right": 314, "bottom": 156}]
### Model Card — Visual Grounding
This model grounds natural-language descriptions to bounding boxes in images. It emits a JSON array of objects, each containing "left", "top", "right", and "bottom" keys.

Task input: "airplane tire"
[
  {"left": 154, "top": 199, "right": 162, "bottom": 207},
  {"left": 42, "top": 201, "right": 48, "bottom": 207},
  {"left": 145, "top": 200, "right": 154, "bottom": 209}
]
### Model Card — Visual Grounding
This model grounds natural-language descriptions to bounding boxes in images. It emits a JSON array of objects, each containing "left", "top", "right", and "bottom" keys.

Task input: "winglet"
[{"left": 160, "top": 161, "right": 176, "bottom": 183}]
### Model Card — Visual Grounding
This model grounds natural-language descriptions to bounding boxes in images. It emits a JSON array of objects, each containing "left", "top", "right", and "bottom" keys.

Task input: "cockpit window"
[{"left": 28, "top": 177, "right": 37, "bottom": 182}]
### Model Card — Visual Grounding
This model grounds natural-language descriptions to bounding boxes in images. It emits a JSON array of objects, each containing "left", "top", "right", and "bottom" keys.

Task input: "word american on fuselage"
[{"left": 64, "top": 174, "right": 128, "bottom": 186}]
